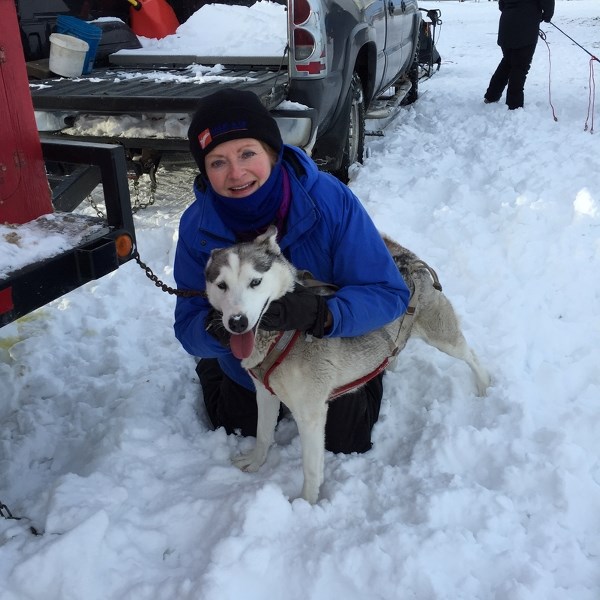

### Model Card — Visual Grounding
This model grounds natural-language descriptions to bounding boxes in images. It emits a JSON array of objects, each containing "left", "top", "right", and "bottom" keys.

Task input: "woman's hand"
[{"left": 261, "top": 286, "right": 331, "bottom": 338}]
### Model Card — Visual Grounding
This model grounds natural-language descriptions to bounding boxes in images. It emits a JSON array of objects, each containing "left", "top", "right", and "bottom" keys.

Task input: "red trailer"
[
  {"left": 0, "top": 0, "right": 136, "bottom": 327},
  {"left": 0, "top": 0, "right": 53, "bottom": 224}
]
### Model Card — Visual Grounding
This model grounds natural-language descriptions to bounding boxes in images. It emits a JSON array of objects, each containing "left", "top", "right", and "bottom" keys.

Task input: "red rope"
[
  {"left": 546, "top": 22, "right": 600, "bottom": 133},
  {"left": 539, "top": 30, "right": 558, "bottom": 122},
  {"left": 584, "top": 57, "right": 596, "bottom": 133}
]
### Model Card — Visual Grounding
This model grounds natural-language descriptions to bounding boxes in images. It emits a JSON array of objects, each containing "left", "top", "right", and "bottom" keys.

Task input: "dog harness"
[
  {"left": 249, "top": 295, "right": 417, "bottom": 399},
  {"left": 249, "top": 259, "right": 440, "bottom": 398}
]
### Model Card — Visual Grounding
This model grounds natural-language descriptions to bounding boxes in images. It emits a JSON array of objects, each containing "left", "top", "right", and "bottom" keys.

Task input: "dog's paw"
[
  {"left": 300, "top": 484, "right": 320, "bottom": 505},
  {"left": 475, "top": 370, "right": 492, "bottom": 397},
  {"left": 232, "top": 451, "right": 265, "bottom": 473}
]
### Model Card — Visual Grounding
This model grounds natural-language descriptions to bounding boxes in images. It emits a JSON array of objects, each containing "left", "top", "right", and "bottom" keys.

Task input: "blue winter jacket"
[{"left": 173, "top": 145, "right": 410, "bottom": 390}]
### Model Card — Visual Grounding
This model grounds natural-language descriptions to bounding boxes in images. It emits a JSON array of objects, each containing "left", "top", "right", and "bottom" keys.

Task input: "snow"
[
  {"left": 118, "top": 0, "right": 287, "bottom": 57},
  {"left": 0, "top": 214, "right": 106, "bottom": 278},
  {"left": 2, "top": 1, "right": 600, "bottom": 598}
]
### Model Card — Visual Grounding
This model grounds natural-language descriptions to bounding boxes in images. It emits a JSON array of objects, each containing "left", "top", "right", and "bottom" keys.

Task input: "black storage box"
[
  {"left": 93, "top": 19, "right": 142, "bottom": 67},
  {"left": 20, "top": 17, "right": 55, "bottom": 61}
]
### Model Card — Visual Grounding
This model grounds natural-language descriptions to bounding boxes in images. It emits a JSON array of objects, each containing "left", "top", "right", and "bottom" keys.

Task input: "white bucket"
[{"left": 49, "top": 33, "right": 90, "bottom": 77}]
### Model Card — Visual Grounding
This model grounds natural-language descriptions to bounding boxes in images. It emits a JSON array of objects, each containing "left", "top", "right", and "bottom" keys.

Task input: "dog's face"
[{"left": 205, "top": 226, "right": 295, "bottom": 359}]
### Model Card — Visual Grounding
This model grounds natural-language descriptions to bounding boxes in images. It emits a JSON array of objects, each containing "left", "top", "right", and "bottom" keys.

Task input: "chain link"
[
  {"left": 1, "top": 499, "right": 40, "bottom": 535},
  {"left": 88, "top": 194, "right": 105, "bottom": 218},
  {"left": 131, "top": 170, "right": 157, "bottom": 214},
  {"left": 1, "top": 500, "right": 18, "bottom": 520},
  {"left": 85, "top": 166, "right": 203, "bottom": 298},
  {"left": 87, "top": 165, "right": 158, "bottom": 218},
  {"left": 133, "top": 252, "right": 205, "bottom": 298}
]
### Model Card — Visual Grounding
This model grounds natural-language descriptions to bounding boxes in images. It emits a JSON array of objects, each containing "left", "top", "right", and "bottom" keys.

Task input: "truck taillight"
[
  {"left": 290, "top": 0, "right": 328, "bottom": 78},
  {"left": 294, "top": 29, "right": 315, "bottom": 61},
  {"left": 293, "top": 0, "right": 311, "bottom": 24}
]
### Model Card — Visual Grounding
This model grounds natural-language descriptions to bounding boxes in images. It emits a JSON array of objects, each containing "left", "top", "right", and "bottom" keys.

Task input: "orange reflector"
[{"left": 115, "top": 234, "right": 134, "bottom": 258}]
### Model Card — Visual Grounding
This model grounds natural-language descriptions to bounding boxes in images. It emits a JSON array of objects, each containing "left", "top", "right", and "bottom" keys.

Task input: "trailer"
[{"left": 1, "top": 0, "right": 136, "bottom": 328}]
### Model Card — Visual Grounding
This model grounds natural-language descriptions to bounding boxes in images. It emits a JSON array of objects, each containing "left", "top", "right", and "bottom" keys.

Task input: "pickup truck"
[{"left": 27, "top": 0, "right": 422, "bottom": 181}]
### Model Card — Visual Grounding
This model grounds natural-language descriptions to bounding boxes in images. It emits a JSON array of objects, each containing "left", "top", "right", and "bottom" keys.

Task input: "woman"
[
  {"left": 484, "top": 0, "right": 555, "bottom": 110},
  {"left": 174, "top": 88, "right": 410, "bottom": 454}
]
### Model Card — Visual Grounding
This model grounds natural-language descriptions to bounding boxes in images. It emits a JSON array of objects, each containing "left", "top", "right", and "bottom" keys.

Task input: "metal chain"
[
  {"left": 1, "top": 500, "right": 40, "bottom": 535},
  {"left": 88, "top": 194, "right": 105, "bottom": 218},
  {"left": 85, "top": 166, "right": 203, "bottom": 299},
  {"left": 87, "top": 168, "right": 158, "bottom": 218},
  {"left": 133, "top": 251, "right": 205, "bottom": 298},
  {"left": 1, "top": 500, "right": 18, "bottom": 520},
  {"left": 131, "top": 174, "right": 157, "bottom": 214}
]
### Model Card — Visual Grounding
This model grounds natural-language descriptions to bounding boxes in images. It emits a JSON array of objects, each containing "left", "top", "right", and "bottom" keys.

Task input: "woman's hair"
[
  {"left": 188, "top": 89, "right": 283, "bottom": 176},
  {"left": 259, "top": 141, "right": 279, "bottom": 166}
]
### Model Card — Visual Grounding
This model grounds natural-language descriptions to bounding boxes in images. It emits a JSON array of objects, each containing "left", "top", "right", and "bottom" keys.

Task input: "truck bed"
[{"left": 30, "top": 65, "right": 288, "bottom": 114}]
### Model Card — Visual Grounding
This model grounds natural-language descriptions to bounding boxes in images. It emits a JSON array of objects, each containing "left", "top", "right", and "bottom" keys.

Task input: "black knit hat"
[{"left": 188, "top": 89, "right": 283, "bottom": 176}]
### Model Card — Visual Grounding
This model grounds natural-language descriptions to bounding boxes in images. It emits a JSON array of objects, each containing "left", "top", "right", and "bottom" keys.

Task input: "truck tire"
[
  {"left": 332, "top": 72, "right": 365, "bottom": 183},
  {"left": 402, "top": 37, "right": 420, "bottom": 106}
]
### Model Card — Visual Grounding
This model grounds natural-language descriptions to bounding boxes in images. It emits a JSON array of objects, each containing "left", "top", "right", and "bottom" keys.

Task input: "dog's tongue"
[{"left": 230, "top": 330, "right": 255, "bottom": 360}]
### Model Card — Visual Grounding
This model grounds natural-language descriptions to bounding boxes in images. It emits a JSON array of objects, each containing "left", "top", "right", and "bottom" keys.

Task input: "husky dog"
[{"left": 204, "top": 226, "right": 490, "bottom": 504}]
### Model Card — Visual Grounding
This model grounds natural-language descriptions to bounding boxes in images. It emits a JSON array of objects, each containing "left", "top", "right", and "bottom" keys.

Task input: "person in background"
[
  {"left": 484, "top": 0, "right": 555, "bottom": 110},
  {"left": 174, "top": 89, "right": 410, "bottom": 454}
]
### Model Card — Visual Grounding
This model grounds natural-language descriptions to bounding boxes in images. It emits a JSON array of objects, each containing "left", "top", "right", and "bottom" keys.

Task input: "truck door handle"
[{"left": 388, "top": 1, "right": 395, "bottom": 15}]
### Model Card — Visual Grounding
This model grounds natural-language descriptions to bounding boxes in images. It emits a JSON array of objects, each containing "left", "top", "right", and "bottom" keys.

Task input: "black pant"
[
  {"left": 485, "top": 43, "right": 537, "bottom": 110},
  {"left": 196, "top": 358, "right": 383, "bottom": 454}
]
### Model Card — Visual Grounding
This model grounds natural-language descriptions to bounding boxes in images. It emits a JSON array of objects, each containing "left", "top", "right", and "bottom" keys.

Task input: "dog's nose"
[{"left": 228, "top": 314, "right": 248, "bottom": 333}]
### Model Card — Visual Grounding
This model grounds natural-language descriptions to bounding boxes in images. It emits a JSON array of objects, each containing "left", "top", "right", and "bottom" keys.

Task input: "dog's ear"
[
  {"left": 255, "top": 225, "right": 280, "bottom": 255},
  {"left": 205, "top": 248, "right": 225, "bottom": 283}
]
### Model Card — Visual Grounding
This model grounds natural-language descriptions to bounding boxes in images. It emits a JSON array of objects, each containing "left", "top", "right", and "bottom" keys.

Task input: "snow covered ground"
[{"left": 2, "top": 1, "right": 600, "bottom": 598}]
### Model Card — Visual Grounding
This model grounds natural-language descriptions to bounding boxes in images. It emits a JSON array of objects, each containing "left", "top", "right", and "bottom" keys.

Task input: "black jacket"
[{"left": 497, "top": 0, "right": 555, "bottom": 48}]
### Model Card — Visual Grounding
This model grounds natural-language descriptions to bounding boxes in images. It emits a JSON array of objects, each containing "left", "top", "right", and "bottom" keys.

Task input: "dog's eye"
[
  {"left": 217, "top": 282, "right": 228, "bottom": 291},
  {"left": 250, "top": 278, "right": 262, "bottom": 288}
]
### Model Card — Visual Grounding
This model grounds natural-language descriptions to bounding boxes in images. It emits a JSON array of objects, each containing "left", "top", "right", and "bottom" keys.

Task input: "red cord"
[
  {"left": 584, "top": 58, "right": 596, "bottom": 133},
  {"left": 539, "top": 31, "right": 558, "bottom": 122}
]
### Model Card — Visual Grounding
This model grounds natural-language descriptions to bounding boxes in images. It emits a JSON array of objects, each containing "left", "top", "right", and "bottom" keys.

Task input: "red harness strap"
[
  {"left": 249, "top": 330, "right": 302, "bottom": 395},
  {"left": 328, "top": 357, "right": 391, "bottom": 399},
  {"left": 251, "top": 330, "right": 390, "bottom": 399}
]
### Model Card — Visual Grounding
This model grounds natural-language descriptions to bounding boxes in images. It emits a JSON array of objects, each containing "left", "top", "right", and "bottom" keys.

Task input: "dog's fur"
[{"left": 205, "top": 226, "right": 490, "bottom": 504}]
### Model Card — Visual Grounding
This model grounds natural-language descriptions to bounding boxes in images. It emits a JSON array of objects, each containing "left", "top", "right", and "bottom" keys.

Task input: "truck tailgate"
[{"left": 30, "top": 66, "right": 288, "bottom": 114}]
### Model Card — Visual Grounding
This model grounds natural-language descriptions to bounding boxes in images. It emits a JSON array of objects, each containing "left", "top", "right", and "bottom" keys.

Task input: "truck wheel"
[
  {"left": 333, "top": 72, "right": 365, "bottom": 183},
  {"left": 402, "top": 37, "right": 420, "bottom": 106}
]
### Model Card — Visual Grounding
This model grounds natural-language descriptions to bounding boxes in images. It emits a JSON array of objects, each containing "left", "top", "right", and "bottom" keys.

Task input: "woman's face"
[{"left": 205, "top": 138, "right": 275, "bottom": 198}]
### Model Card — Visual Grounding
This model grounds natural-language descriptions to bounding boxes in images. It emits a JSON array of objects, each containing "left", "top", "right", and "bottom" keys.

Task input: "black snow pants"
[
  {"left": 196, "top": 358, "right": 384, "bottom": 454},
  {"left": 485, "top": 42, "right": 537, "bottom": 109}
]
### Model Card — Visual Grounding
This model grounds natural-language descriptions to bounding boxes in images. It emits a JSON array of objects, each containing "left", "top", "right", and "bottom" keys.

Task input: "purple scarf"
[{"left": 209, "top": 159, "right": 291, "bottom": 241}]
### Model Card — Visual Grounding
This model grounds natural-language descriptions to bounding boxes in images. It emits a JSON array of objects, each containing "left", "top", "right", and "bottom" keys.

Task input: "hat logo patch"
[
  {"left": 198, "top": 121, "right": 249, "bottom": 150},
  {"left": 198, "top": 128, "right": 213, "bottom": 150}
]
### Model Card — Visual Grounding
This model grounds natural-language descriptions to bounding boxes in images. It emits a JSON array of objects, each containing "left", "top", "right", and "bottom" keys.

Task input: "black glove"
[
  {"left": 205, "top": 308, "right": 231, "bottom": 348},
  {"left": 542, "top": 12, "right": 552, "bottom": 23},
  {"left": 261, "top": 286, "right": 330, "bottom": 338}
]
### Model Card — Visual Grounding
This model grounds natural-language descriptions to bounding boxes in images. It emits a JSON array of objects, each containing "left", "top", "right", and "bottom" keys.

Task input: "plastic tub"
[
  {"left": 55, "top": 15, "right": 102, "bottom": 74},
  {"left": 48, "top": 33, "right": 89, "bottom": 77}
]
